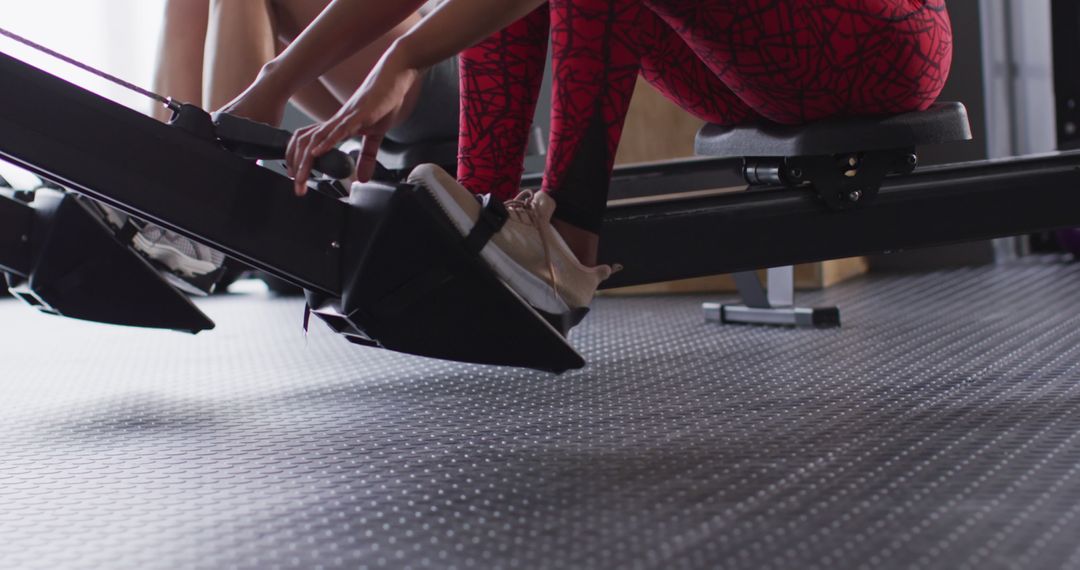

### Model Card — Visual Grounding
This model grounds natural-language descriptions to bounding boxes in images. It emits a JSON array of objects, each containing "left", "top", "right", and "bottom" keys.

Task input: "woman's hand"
[{"left": 286, "top": 49, "right": 422, "bottom": 196}]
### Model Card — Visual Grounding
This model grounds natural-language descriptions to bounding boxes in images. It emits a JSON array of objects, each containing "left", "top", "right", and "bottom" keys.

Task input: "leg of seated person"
[
  {"left": 457, "top": 6, "right": 551, "bottom": 201},
  {"left": 542, "top": 0, "right": 760, "bottom": 265},
  {"left": 639, "top": 0, "right": 953, "bottom": 124},
  {"left": 635, "top": 12, "right": 756, "bottom": 127},
  {"left": 539, "top": 0, "right": 642, "bottom": 266},
  {"left": 450, "top": 0, "right": 745, "bottom": 265},
  {"left": 204, "top": 0, "right": 277, "bottom": 112},
  {"left": 151, "top": 0, "right": 210, "bottom": 122}
]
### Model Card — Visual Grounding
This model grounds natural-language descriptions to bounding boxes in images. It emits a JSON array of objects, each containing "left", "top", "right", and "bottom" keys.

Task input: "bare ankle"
[{"left": 551, "top": 218, "right": 600, "bottom": 266}]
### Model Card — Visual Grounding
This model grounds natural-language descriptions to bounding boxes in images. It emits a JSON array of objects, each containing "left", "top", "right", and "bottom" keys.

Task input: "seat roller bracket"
[{"left": 744, "top": 147, "right": 917, "bottom": 211}]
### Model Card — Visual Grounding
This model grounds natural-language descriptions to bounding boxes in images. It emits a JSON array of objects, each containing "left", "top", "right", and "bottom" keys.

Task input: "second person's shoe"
[
  {"left": 131, "top": 225, "right": 227, "bottom": 296},
  {"left": 85, "top": 200, "right": 226, "bottom": 296}
]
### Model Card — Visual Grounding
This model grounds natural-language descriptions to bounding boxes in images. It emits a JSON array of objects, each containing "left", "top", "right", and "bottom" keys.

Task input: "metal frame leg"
[{"left": 703, "top": 266, "right": 840, "bottom": 328}]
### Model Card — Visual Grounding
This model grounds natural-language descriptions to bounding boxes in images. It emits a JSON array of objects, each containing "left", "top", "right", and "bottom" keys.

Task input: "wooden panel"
[
  {"left": 602, "top": 258, "right": 868, "bottom": 296},
  {"left": 615, "top": 78, "right": 705, "bottom": 165}
]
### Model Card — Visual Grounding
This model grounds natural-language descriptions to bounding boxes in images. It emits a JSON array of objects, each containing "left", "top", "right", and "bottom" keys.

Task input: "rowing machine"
[
  {"left": 0, "top": 50, "right": 584, "bottom": 373},
  {"left": 2, "top": 48, "right": 1080, "bottom": 370}
]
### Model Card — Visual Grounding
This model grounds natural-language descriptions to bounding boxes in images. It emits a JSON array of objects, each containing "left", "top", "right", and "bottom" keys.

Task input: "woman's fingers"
[
  {"left": 287, "top": 123, "right": 337, "bottom": 196},
  {"left": 294, "top": 148, "right": 317, "bottom": 196},
  {"left": 286, "top": 91, "right": 396, "bottom": 195},
  {"left": 288, "top": 126, "right": 321, "bottom": 196},
  {"left": 286, "top": 125, "right": 315, "bottom": 176},
  {"left": 355, "top": 133, "right": 384, "bottom": 183},
  {"left": 289, "top": 113, "right": 371, "bottom": 195}
]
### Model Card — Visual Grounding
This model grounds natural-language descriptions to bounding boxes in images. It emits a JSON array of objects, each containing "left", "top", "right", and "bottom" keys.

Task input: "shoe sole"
[{"left": 407, "top": 168, "right": 571, "bottom": 317}]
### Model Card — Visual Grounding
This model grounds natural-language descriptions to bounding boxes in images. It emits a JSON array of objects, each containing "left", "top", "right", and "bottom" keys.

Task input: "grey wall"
[
  {"left": 920, "top": 1, "right": 991, "bottom": 166},
  {"left": 981, "top": 0, "right": 1057, "bottom": 157}
]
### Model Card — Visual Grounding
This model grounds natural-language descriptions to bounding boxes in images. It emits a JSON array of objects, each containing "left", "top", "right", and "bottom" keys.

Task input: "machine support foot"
[{"left": 703, "top": 266, "right": 840, "bottom": 328}]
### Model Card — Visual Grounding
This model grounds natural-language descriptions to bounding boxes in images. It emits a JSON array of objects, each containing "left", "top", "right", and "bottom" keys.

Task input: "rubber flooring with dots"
[{"left": 3, "top": 259, "right": 1080, "bottom": 570}]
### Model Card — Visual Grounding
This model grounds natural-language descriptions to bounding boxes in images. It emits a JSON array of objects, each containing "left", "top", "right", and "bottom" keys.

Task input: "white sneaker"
[
  {"left": 407, "top": 164, "right": 615, "bottom": 318},
  {"left": 86, "top": 200, "right": 226, "bottom": 296},
  {"left": 131, "top": 225, "right": 225, "bottom": 279},
  {"left": 132, "top": 225, "right": 227, "bottom": 297}
]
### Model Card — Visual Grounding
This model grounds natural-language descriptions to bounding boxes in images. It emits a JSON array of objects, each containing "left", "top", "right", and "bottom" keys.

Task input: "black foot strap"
[{"left": 462, "top": 195, "right": 509, "bottom": 254}]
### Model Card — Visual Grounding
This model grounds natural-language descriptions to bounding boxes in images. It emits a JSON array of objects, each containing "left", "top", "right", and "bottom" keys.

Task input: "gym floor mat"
[{"left": 2, "top": 259, "right": 1080, "bottom": 569}]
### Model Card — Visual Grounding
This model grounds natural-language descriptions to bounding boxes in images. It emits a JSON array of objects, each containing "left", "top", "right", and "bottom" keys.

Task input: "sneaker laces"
[{"left": 504, "top": 190, "right": 563, "bottom": 308}]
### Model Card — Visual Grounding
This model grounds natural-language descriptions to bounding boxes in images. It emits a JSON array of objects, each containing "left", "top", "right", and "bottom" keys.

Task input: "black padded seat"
[
  {"left": 375, "top": 137, "right": 458, "bottom": 171},
  {"left": 695, "top": 102, "right": 972, "bottom": 157}
]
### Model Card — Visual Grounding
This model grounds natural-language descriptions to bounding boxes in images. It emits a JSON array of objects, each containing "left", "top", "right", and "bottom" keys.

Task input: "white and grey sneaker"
[
  {"left": 131, "top": 225, "right": 226, "bottom": 296},
  {"left": 85, "top": 200, "right": 226, "bottom": 296}
]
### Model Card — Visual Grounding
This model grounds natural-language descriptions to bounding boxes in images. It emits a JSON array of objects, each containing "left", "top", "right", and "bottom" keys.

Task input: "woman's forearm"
[
  {"left": 390, "top": 0, "right": 547, "bottom": 71},
  {"left": 261, "top": 0, "right": 428, "bottom": 95}
]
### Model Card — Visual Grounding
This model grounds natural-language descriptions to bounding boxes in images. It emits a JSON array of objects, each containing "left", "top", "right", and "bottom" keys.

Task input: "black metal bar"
[
  {"left": 599, "top": 152, "right": 1080, "bottom": 288},
  {"left": 0, "top": 193, "right": 32, "bottom": 277},
  {"left": 0, "top": 50, "right": 344, "bottom": 296}
]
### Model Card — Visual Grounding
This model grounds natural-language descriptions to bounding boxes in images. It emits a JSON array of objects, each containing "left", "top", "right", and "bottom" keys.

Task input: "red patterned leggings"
[{"left": 457, "top": 0, "right": 952, "bottom": 231}]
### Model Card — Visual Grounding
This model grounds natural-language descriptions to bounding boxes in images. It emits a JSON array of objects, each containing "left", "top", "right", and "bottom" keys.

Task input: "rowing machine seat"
[
  {"left": 695, "top": 102, "right": 972, "bottom": 158},
  {"left": 694, "top": 102, "right": 972, "bottom": 210},
  {"left": 690, "top": 102, "right": 972, "bottom": 329}
]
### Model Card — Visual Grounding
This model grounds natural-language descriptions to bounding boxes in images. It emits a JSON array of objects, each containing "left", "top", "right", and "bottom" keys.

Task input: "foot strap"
[{"left": 462, "top": 195, "right": 509, "bottom": 254}]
